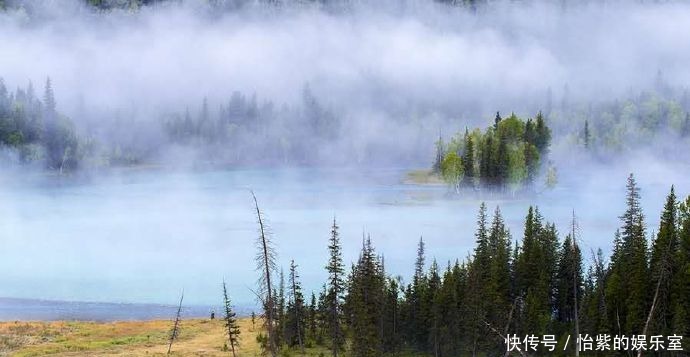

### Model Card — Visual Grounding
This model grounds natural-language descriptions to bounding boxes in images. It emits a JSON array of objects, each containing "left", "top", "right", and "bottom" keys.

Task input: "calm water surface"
[{"left": 0, "top": 163, "right": 687, "bottom": 319}]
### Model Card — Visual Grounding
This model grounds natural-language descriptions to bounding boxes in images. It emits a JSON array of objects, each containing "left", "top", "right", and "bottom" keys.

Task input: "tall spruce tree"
[
  {"left": 516, "top": 207, "right": 558, "bottom": 336},
  {"left": 347, "top": 237, "right": 386, "bottom": 357},
  {"left": 286, "top": 260, "right": 306, "bottom": 352},
  {"left": 486, "top": 207, "right": 513, "bottom": 354},
  {"left": 408, "top": 236, "right": 428, "bottom": 351},
  {"left": 555, "top": 234, "right": 583, "bottom": 331},
  {"left": 462, "top": 131, "right": 475, "bottom": 186},
  {"left": 607, "top": 174, "right": 649, "bottom": 336},
  {"left": 672, "top": 195, "right": 690, "bottom": 338},
  {"left": 325, "top": 218, "right": 345, "bottom": 356},
  {"left": 581, "top": 248, "right": 608, "bottom": 336},
  {"left": 426, "top": 260, "right": 442, "bottom": 357},
  {"left": 464, "top": 204, "right": 490, "bottom": 354},
  {"left": 277, "top": 268, "right": 286, "bottom": 347},
  {"left": 646, "top": 187, "right": 678, "bottom": 337}
]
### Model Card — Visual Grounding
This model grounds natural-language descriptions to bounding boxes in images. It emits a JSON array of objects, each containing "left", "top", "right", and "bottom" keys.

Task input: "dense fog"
[{"left": 2, "top": 0, "right": 690, "bottom": 167}]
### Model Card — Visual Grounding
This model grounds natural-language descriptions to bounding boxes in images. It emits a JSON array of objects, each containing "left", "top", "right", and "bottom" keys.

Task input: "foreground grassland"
[{"left": 0, "top": 317, "right": 329, "bottom": 356}]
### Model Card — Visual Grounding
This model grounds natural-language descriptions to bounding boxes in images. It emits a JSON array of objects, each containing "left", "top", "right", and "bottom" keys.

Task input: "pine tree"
[
  {"left": 494, "top": 111, "right": 502, "bottom": 129},
  {"left": 535, "top": 111, "right": 551, "bottom": 154},
  {"left": 608, "top": 174, "right": 649, "bottom": 335},
  {"left": 516, "top": 207, "right": 558, "bottom": 336},
  {"left": 646, "top": 187, "right": 678, "bottom": 337},
  {"left": 555, "top": 233, "right": 583, "bottom": 343},
  {"left": 432, "top": 135, "right": 445, "bottom": 173},
  {"left": 222, "top": 280, "right": 241, "bottom": 357},
  {"left": 479, "top": 131, "right": 494, "bottom": 187},
  {"left": 43, "top": 77, "right": 56, "bottom": 117},
  {"left": 286, "top": 260, "right": 306, "bottom": 352},
  {"left": 435, "top": 263, "right": 462, "bottom": 357},
  {"left": 583, "top": 120, "right": 591, "bottom": 149},
  {"left": 486, "top": 206, "right": 513, "bottom": 354},
  {"left": 307, "top": 292, "right": 318, "bottom": 344},
  {"left": 325, "top": 218, "right": 345, "bottom": 356},
  {"left": 495, "top": 130, "right": 509, "bottom": 189},
  {"left": 462, "top": 132, "right": 475, "bottom": 186},
  {"left": 347, "top": 237, "right": 386, "bottom": 357},
  {"left": 381, "top": 273, "right": 401, "bottom": 353},
  {"left": 524, "top": 118, "right": 536, "bottom": 146},
  {"left": 581, "top": 249, "right": 608, "bottom": 336},
  {"left": 407, "top": 236, "right": 428, "bottom": 351},
  {"left": 672, "top": 194, "right": 690, "bottom": 339},
  {"left": 464, "top": 204, "right": 491, "bottom": 354},
  {"left": 42, "top": 77, "right": 62, "bottom": 170},
  {"left": 277, "top": 268, "right": 286, "bottom": 347},
  {"left": 426, "top": 260, "right": 441, "bottom": 357}
]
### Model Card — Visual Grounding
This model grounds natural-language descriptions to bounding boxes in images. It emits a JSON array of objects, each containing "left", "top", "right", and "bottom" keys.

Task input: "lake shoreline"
[{"left": 0, "top": 297, "right": 244, "bottom": 323}]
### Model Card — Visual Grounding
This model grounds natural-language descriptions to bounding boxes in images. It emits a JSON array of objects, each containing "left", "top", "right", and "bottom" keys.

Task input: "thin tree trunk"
[
  {"left": 168, "top": 291, "right": 184, "bottom": 355},
  {"left": 252, "top": 191, "right": 277, "bottom": 357},
  {"left": 230, "top": 338, "right": 237, "bottom": 357},
  {"left": 484, "top": 320, "right": 528, "bottom": 357},
  {"left": 572, "top": 211, "right": 580, "bottom": 357}
]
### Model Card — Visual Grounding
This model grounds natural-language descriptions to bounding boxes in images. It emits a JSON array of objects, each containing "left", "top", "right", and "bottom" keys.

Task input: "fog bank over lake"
[{"left": 1, "top": 160, "right": 687, "bottom": 307}]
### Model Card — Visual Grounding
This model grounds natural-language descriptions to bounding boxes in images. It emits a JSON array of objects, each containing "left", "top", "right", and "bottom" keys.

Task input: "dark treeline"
[
  {"left": 254, "top": 174, "right": 689, "bottom": 356},
  {"left": 434, "top": 112, "right": 552, "bottom": 194}
]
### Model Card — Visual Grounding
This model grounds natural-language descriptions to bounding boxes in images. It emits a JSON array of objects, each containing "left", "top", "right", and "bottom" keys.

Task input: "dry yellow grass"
[
  {"left": 0, "top": 317, "right": 276, "bottom": 357},
  {"left": 403, "top": 170, "right": 444, "bottom": 185}
]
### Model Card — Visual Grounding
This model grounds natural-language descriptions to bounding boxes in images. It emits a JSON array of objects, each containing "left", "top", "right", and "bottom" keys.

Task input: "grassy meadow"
[{"left": 0, "top": 317, "right": 330, "bottom": 356}]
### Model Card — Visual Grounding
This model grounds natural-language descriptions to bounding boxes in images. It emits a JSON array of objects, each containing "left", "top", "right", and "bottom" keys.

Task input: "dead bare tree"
[
  {"left": 167, "top": 290, "right": 184, "bottom": 355},
  {"left": 251, "top": 190, "right": 278, "bottom": 357}
]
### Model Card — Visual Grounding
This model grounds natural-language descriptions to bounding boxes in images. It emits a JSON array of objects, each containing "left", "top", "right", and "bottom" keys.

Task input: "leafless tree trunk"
[
  {"left": 167, "top": 290, "right": 184, "bottom": 355},
  {"left": 572, "top": 211, "right": 580, "bottom": 357},
  {"left": 252, "top": 191, "right": 278, "bottom": 357}
]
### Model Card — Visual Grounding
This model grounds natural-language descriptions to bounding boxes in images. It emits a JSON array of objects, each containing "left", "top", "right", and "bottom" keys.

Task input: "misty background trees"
[
  {"left": 5, "top": 72, "right": 690, "bottom": 186},
  {"left": 0, "top": 78, "right": 79, "bottom": 171},
  {"left": 3, "top": 0, "right": 690, "bottom": 174}
]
